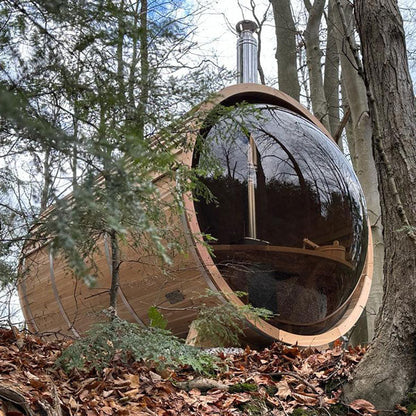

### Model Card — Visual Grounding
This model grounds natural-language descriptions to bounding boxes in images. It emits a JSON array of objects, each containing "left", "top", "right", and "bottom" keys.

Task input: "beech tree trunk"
[
  {"left": 344, "top": 0, "right": 416, "bottom": 409},
  {"left": 270, "top": 0, "right": 300, "bottom": 101},
  {"left": 333, "top": 0, "right": 384, "bottom": 344},
  {"left": 324, "top": 0, "right": 340, "bottom": 137},
  {"left": 303, "top": 0, "right": 330, "bottom": 130}
]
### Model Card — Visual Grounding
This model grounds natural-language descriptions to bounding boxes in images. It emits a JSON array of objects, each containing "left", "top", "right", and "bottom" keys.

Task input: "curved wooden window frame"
[{"left": 183, "top": 83, "right": 373, "bottom": 347}]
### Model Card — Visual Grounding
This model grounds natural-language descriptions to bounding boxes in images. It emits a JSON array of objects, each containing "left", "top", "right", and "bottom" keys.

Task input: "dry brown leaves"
[{"left": 0, "top": 329, "right": 374, "bottom": 415}]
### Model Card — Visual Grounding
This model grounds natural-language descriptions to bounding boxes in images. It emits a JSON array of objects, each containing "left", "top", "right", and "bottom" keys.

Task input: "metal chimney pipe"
[
  {"left": 236, "top": 20, "right": 260, "bottom": 242},
  {"left": 236, "top": 20, "right": 258, "bottom": 84}
]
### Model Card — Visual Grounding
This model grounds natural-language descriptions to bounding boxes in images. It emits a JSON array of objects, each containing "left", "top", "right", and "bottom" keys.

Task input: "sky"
[
  {"left": 194, "top": 0, "right": 277, "bottom": 86},
  {"left": 192, "top": 0, "right": 416, "bottom": 91}
]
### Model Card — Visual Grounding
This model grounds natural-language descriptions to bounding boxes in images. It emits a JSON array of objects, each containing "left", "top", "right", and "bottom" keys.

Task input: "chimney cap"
[{"left": 236, "top": 20, "right": 258, "bottom": 34}]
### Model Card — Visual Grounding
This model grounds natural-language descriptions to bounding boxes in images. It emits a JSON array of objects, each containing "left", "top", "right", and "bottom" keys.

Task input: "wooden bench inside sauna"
[{"left": 18, "top": 83, "right": 373, "bottom": 347}]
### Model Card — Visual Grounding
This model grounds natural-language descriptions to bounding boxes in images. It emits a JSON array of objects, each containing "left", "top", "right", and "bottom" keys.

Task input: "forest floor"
[{"left": 0, "top": 328, "right": 395, "bottom": 416}]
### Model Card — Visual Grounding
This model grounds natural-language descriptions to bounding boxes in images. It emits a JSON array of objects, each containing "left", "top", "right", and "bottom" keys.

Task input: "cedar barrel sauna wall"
[{"left": 18, "top": 83, "right": 373, "bottom": 347}]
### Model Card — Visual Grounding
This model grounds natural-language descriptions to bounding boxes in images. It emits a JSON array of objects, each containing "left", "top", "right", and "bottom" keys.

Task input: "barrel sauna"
[{"left": 18, "top": 83, "right": 373, "bottom": 347}]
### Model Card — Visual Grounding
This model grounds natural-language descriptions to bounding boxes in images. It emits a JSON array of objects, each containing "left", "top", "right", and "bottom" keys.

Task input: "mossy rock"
[
  {"left": 291, "top": 408, "right": 319, "bottom": 416},
  {"left": 291, "top": 405, "right": 347, "bottom": 416},
  {"left": 228, "top": 383, "right": 258, "bottom": 393},
  {"left": 241, "top": 397, "right": 269, "bottom": 415},
  {"left": 264, "top": 385, "right": 278, "bottom": 396}
]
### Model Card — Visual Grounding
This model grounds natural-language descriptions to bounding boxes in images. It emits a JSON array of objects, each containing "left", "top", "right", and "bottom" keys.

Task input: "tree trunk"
[
  {"left": 303, "top": 0, "right": 330, "bottom": 130},
  {"left": 333, "top": 0, "right": 384, "bottom": 344},
  {"left": 344, "top": 0, "right": 416, "bottom": 409},
  {"left": 116, "top": 0, "right": 126, "bottom": 107},
  {"left": 324, "top": 0, "right": 340, "bottom": 137},
  {"left": 138, "top": 0, "right": 149, "bottom": 140},
  {"left": 109, "top": 229, "right": 120, "bottom": 311},
  {"left": 270, "top": 0, "right": 300, "bottom": 100},
  {"left": 248, "top": 0, "right": 270, "bottom": 85},
  {"left": 128, "top": 0, "right": 140, "bottom": 118},
  {"left": 40, "top": 147, "right": 51, "bottom": 212}
]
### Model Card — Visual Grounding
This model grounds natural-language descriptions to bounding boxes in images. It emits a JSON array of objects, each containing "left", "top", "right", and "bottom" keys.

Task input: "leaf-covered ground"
[{"left": 0, "top": 328, "right": 380, "bottom": 415}]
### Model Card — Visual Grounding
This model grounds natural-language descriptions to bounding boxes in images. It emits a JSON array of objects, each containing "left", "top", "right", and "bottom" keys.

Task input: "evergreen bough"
[{"left": 56, "top": 318, "right": 218, "bottom": 375}]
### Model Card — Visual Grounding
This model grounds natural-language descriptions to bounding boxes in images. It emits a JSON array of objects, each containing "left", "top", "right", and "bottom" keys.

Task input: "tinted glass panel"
[{"left": 193, "top": 105, "right": 368, "bottom": 335}]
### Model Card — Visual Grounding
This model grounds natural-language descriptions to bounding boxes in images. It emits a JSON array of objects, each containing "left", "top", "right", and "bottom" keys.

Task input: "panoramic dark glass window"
[{"left": 193, "top": 105, "right": 368, "bottom": 335}]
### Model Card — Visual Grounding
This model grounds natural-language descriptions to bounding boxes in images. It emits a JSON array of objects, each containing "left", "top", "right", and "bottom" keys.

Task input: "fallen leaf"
[
  {"left": 124, "top": 388, "right": 139, "bottom": 397},
  {"left": 79, "top": 389, "right": 89, "bottom": 401},
  {"left": 102, "top": 390, "right": 114, "bottom": 398},
  {"left": 90, "top": 399, "right": 99, "bottom": 407},
  {"left": 101, "top": 406, "right": 113, "bottom": 415},
  {"left": 276, "top": 380, "right": 291, "bottom": 399},
  {"left": 292, "top": 392, "right": 319, "bottom": 406},
  {"left": 323, "top": 396, "right": 338, "bottom": 405},
  {"left": 282, "top": 347, "right": 301, "bottom": 358},
  {"left": 78, "top": 377, "right": 99, "bottom": 390},
  {"left": 140, "top": 396, "right": 156, "bottom": 407},
  {"left": 233, "top": 393, "right": 251, "bottom": 404},
  {"left": 28, "top": 377, "right": 47, "bottom": 390},
  {"left": 345, "top": 353, "right": 360, "bottom": 363},
  {"left": 157, "top": 368, "right": 174, "bottom": 379},
  {"left": 331, "top": 349, "right": 344, "bottom": 357},
  {"left": 69, "top": 396, "right": 78, "bottom": 410},
  {"left": 296, "top": 362, "right": 313, "bottom": 377},
  {"left": 149, "top": 371, "right": 162, "bottom": 383},
  {"left": 113, "top": 378, "right": 131, "bottom": 388},
  {"left": 124, "top": 374, "right": 140, "bottom": 388},
  {"left": 349, "top": 399, "right": 378, "bottom": 414},
  {"left": 222, "top": 397, "right": 236, "bottom": 408},
  {"left": 395, "top": 404, "right": 408, "bottom": 413}
]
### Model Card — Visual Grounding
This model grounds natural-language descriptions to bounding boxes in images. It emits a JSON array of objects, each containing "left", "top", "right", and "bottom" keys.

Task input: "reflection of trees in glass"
[
  {"left": 196, "top": 176, "right": 247, "bottom": 244},
  {"left": 195, "top": 105, "right": 367, "bottom": 257}
]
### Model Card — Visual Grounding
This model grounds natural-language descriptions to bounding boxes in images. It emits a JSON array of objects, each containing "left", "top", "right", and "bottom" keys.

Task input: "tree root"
[
  {"left": 0, "top": 385, "right": 36, "bottom": 416},
  {"left": 0, "top": 382, "right": 62, "bottom": 416},
  {"left": 175, "top": 377, "right": 229, "bottom": 392}
]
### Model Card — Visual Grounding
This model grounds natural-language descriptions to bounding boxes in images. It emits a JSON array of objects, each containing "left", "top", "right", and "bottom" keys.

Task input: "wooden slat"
[
  {"left": 49, "top": 251, "right": 80, "bottom": 338},
  {"left": 17, "top": 259, "right": 39, "bottom": 333}
]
